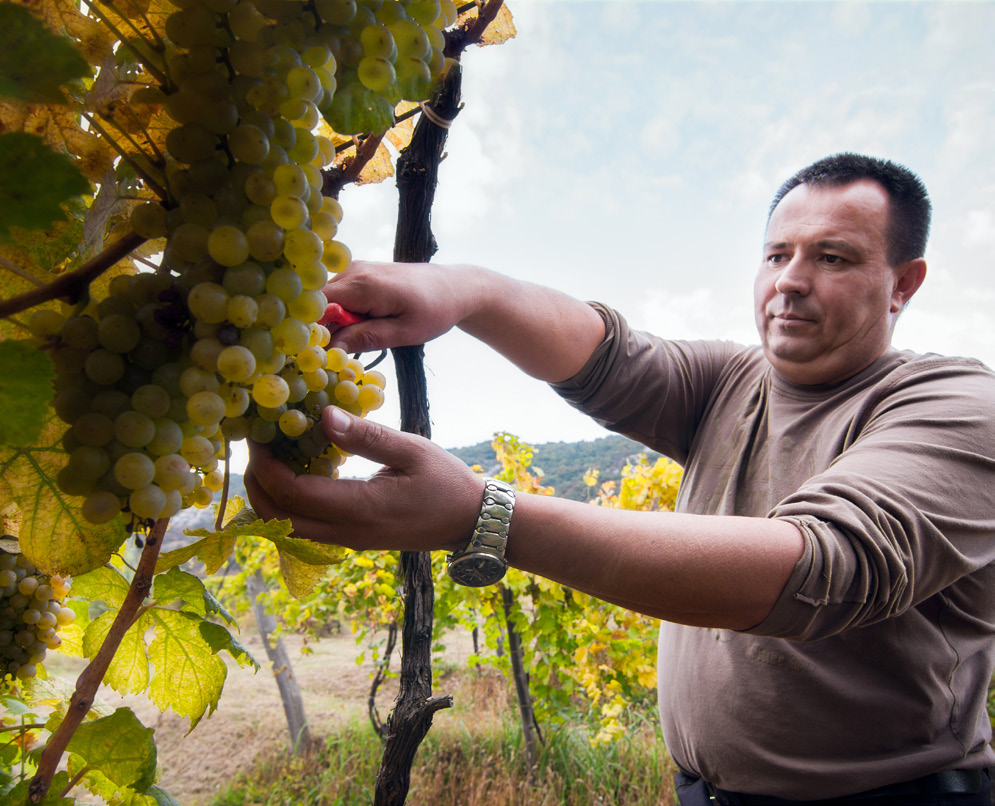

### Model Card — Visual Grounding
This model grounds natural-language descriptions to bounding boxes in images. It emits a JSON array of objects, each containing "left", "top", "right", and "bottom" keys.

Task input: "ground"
[{"left": 46, "top": 626, "right": 482, "bottom": 806}]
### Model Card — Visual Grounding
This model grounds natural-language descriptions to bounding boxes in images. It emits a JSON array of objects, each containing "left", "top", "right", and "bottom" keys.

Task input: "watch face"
[{"left": 448, "top": 553, "right": 507, "bottom": 587}]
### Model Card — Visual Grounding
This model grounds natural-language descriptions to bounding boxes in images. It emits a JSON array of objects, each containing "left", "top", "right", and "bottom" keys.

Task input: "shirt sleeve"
[
  {"left": 550, "top": 302, "right": 746, "bottom": 465},
  {"left": 753, "top": 357, "right": 995, "bottom": 641}
]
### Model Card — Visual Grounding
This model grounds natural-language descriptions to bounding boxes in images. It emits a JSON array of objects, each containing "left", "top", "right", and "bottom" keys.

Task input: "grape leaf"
[
  {"left": 66, "top": 707, "right": 157, "bottom": 791},
  {"left": 357, "top": 140, "right": 395, "bottom": 186},
  {"left": 0, "top": 412, "right": 129, "bottom": 576},
  {"left": 81, "top": 611, "right": 152, "bottom": 696},
  {"left": 0, "top": 3, "right": 91, "bottom": 104},
  {"left": 151, "top": 567, "right": 235, "bottom": 624},
  {"left": 145, "top": 608, "right": 256, "bottom": 730},
  {"left": 18, "top": 0, "right": 115, "bottom": 65},
  {"left": 0, "top": 340, "right": 55, "bottom": 447},
  {"left": 71, "top": 565, "right": 132, "bottom": 610},
  {"left": 4, "top": 771, "right": 74, "bottom": 806},
  {"left": 268, "top": 533, "right": 345, "bottom": 598},
  {"left": 155, "top": 530, "right": 238, "bottom": 576},
  {"left": 8, "top": 195, "right": 88, "bottom": 272},
  {"left": 0, "top": 132, "right": 91, "bottom": 239},
  {"left": 74, "top": 766, "right": 174, "bottom": 806},
  {"left": 479, "top": 5, "right": 516, "bottom": 47}
]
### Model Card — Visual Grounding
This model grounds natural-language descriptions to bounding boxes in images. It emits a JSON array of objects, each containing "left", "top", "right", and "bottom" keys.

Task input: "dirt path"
[{"left": 50, "top": 628, "right": 475, "bottom": 806}]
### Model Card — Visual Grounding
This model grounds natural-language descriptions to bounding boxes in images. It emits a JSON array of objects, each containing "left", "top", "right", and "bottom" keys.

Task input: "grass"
[{"left": 209, "top": 670, "right": 677, "bottom": 806}]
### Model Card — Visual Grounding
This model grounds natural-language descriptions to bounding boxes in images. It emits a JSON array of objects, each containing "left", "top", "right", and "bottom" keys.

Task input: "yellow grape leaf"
[
  {"left": 82, "top": 610, "right": 152, "bottom": 696},
  {"left": 15, "top": 0, "right": 115, "bottom": 66},
  {"left": 356, "top": 140, "right": 395, "bottom": 186},
  {"left": 0, "top": 413, "right": 129, "bottom": 576},
  {"left": 386, "top": 103, "right": 417, "bottom": 152},
  {"left": 14, "top": 101, "right": 115, "bottom": 183},
  {"left": 479, "top": 4, "right": 516, "bottom": 47},
  {"left": 268, "top": 533, "right": 345, "bottom": 598}
]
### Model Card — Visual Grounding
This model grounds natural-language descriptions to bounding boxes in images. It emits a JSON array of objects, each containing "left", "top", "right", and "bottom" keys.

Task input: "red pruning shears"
[{"left": 320, "top": 303, "right": 366, "bottom": 328}]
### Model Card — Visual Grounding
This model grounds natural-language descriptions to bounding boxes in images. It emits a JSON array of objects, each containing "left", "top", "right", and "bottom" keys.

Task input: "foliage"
[
  {"left": 208, "top": 705, "right": 676, "bottom": 806},
  {"left": 449, "top": 434, "right": 663, "bottom": 501}
]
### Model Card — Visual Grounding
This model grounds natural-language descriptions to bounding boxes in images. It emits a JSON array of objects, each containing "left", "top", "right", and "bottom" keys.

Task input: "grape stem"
[
  {"left": 27, "top": 518, "right": 168, "bottom": 804},
  {"left": 447, "top": 0, "right": 506, "bottom": 55},
  {"left": 81, "top": 113, "right": 168, "bottom": 200},
  {"left": 323, "top": 134, "right": 386, "bottom": 196},
  {"left": 0, "top": 231, "right": 145, "bottom": 320},
  {"left": 81, "top": 2, "right": 167, "bottom": 86}
]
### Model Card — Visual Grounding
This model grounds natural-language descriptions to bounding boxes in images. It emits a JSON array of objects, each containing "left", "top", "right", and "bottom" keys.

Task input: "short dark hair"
[{"left": 767, "top": 153, "right": 931, "bottom": 265}]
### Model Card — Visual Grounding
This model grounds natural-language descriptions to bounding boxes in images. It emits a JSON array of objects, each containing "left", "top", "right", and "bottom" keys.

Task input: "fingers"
[{"left": 322, "top": 407, "right": 426, "bottom": 469}]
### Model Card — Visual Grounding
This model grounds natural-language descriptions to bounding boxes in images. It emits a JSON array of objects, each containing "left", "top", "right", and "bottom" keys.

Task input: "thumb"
[{"left": 322, "top": 406, "right": 421, "bottom": 468}]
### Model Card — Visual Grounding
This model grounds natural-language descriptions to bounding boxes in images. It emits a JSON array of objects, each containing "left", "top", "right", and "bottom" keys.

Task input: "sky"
[{"left": 233, "top": 0, "right": 995, "bottom": 473}]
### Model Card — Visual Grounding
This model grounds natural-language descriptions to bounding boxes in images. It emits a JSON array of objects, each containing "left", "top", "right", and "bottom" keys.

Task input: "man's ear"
[{"left": 891, "top": 258, "right": 927, "bottom": 313}]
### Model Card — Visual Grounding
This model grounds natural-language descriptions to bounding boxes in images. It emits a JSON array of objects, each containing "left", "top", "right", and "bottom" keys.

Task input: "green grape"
[
  {"left": 207, "top": 225, "right": 251, "bottom": 267},
  {"left": 315, "top": 0, "right": 356, "bottom": 25},
  {"left": 221, "top": 416, "right": 251, "bottom": 440},
  {"left": 130, "top": 484, "right": 167, "bottom": 520},
  {"left": 273, "top": 163, "right": 309, "bottom": 198},
  {"left": 246, "top": 220, "right": 286, "bottom": 261},
  {"left": 249, "top": 417, "right": 278, "bottom": 443},
  {"left": 256, "top": 403, "right": 287, "bottom": 422},
  {"left": 224, "top": 262, "right": 267, "bottom": 296},
  {"left": 256, "top": 294, "right": 287, "bottom": 328},
  {"left": 252, "top": 374, "right": 291, "bottom": 407},
  {"left": 271, "top": 317, "right": 310, "bottom": 354},
  {"left": 310, "top": 210, "right": 338, "bottom": 241},
  {"left": 114, "top": 411, "right": 156, "bottom": 448},
  {"left": 284, "top": 228, "right": 323, "bottom": 267},
  {"left": 187, "top": 390, "right": 227, "bottom": 426},
  {"left": 170, "top": 221, "right": 211, "bottom": 262},
  {"left": 287, "top": 128, "right": 318, "bottom": 163},
  {"left": 395, "top": 55, "right": 433, "bottom": 100},
  {"left": 187, "top": 282, "right": 231, "bottom": 324},
  {"left": 60, "top": 316, "right": 100, "bottom": 350},
  {"left": 180, "top": 193, "right": 219, "bottom": 226},
  {"left": 227, "top": 294, "right": 259, "bottom": 328},
  {"left": 132, "top": 385, "right": 172, "bottom": 419},
  {"left": 321, "top": 239, "right": 352, "bottom": 273},
  {"left": 84, "top": 349, "right": 126, "bottom": 385},
  {"left": 147, "top": 418, "right": 184, "bottom": 455},
  {"left": 245, "top": 172, "right": 278, "bottom": 205},
  {"left": 190, "top": 336, "right": 223, "bottom": 371},
  {"left": 180, "top": 366, "right": 221, "bottom": 396},
  {"left": 287, "top": 289, "right": 327, "bottom": 323},
  {"left": 130, "top": 202, "right": 169, "bottom": 238},
  {"left": 278, "top": 409, "right": 308, "bottom": 437},
  {"left": 297, "top": 344, "right": 327, "bottom": 372},
  {"left": 221, "top": 384, "right": 251, "bottom": 417},
  {"left": 334, "top": 379, "right": 360, "bottom": 404},
  {"left": 217, "top": 345, "right": 257, "bottom": 382},
  {"left": 321, "top": 196, "right": 344, "bottom": 222},
  {"left": 181, "top": 435, "right": 215, "bottom": 467},
  {"left": 360, "top": 22, "right": 397, "bottom": 58},
  {"left": 154, "top": 454, "right": 192, "bottom": 491},
  {"left": 326, "top": 347, "right": 349, "bottom": 372},
  {"left": 286, "top": 66, "right": 322, "bottom": 101},
  {"left": 302, "top": 368, "right": 329, "bottom": 392},
  {"left": 229, "top": 123, "right": 270, "bottom": 163},
  {"left": 357, "top": 383, "right": 385, "bottom": 411},
  {"left": 266, "top": 267, "right": 304, "bottom": 302},
  {"left": 114, "top": 452, "right": 156, "bottom": 490},
  {"left": 389, "top": 18, "right": 430, "bottom": 60},
  {"left": 270, "top": 195, "right": 308, "bottom": 229},
  {"left": 165, "top": 122, "right": 218, "bottom": 164}
]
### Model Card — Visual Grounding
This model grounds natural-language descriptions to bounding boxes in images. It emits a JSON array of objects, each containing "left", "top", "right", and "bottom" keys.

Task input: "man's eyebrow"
[{"left": 814, "top": 239, "right": 862, "bottom": 257}]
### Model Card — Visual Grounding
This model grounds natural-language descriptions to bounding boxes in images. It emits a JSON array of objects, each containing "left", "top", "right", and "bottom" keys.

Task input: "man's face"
[{"left": 754, "top": 180, "right": 923, "bottom": 385}]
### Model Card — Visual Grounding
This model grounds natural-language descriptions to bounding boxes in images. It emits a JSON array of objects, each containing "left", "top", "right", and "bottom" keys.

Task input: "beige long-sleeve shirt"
[{"left": 552, "top": 304, "right": 995, "bottom": 798}]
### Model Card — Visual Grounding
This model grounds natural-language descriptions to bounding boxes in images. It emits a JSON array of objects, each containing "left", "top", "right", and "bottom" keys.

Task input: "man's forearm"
[
  {"left": 455, "top": 266, "right": 606, "bottom": 383},
  {"left": 507, "top": 493, "right": 806, "bottom": 630}
]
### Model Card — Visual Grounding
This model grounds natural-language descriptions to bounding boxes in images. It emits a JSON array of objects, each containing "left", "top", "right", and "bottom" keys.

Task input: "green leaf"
[
  {"left": 66, "top": 707, "right": 157, "bottom": 791},
  {"left": 146, "top": 608, "right": 256, "bottom": 730},
  {"left": 156, "top": 531, "right": 237, "bottom": 576},
  {"left": 0, "top": 132, "right": 91, "bottom": 240},
  {"left": 152, "top": 566, "right": 209, "bottom": 615},
  {"left": 71, "top": 565, "right": 132, "bottom": 610},
  {"left": 0, "top": 341, "right": 55, "bottom": 447},
  {"left": 4, "top": 771, "right": 74, "bottom": 806},
  {"left": 269, "top": 533, "right": 344, "bottom": 599},
  {"left": 1, "top": 695, "right": 36, "bottom": 717},
  {"left": 82, "top": 611, "right": 151, "bottom": 696},
  {"left": 0, "top": 4, "right": 91, "bottom": 104}
]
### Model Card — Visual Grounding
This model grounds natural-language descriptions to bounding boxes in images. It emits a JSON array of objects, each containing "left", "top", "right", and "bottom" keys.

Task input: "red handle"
[{"left": 320, "top": 302, "right": 366, "bottom": 327}]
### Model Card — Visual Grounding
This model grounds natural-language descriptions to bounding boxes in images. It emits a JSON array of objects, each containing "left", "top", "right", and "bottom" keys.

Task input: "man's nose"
[{"left": 773, "top": 258, "right": 812, "bottom": 295}]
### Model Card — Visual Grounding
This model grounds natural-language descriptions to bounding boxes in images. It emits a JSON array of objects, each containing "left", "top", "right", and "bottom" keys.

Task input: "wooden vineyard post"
[{"left": 372, "top": 64, "right": 464, "bottom": 806}]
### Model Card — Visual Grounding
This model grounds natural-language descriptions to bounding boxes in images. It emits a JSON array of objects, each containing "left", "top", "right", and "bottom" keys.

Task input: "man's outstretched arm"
[
  {"left": 322, "top": 261, "right": 607, "bottom": 383},
  {"left": 245, "top": 408, "right": 806, "bottom": 631}
]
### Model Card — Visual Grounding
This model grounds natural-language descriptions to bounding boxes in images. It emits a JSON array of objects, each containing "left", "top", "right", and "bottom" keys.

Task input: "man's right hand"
[
  {"left": 322, "top": 260, "right": 473, "bottom": 354},
  {"left": 321, "top": 261, "right": 607, "bottom": 384}
]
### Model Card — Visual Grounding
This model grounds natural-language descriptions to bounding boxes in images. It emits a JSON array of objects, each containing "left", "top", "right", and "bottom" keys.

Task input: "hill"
[{"left": 448, "top": 434, "right": 663, "bottom": 501}]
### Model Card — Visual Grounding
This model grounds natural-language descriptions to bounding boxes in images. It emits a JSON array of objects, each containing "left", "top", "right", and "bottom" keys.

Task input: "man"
[{"left": 246, "top": 154, "right": 995, "bottom": 804}]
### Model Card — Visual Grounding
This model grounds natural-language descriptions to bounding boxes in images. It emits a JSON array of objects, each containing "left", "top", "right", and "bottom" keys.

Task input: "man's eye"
[
  {"left": 767, "top": 254, "right": 786, "bottom": 265},
  {"left": 822, "top": 254, "right": 845, "bottom": 265}
]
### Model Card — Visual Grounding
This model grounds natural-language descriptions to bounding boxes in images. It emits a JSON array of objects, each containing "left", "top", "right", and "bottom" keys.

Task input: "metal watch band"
[
  {"left": 448, "top": 477, "right": 515, "bottom": 563},
  {"left": 467, "top": 477, "right": 515, "bottom": 553}
]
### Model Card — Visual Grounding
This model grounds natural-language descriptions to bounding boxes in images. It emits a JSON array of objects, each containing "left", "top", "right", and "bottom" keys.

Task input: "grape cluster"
[
  {"left": 0, "top": 551, "right": 74, "bottom": 682},
  {"left": 36, "top": 0, "right": 453, "bottom": 528}
]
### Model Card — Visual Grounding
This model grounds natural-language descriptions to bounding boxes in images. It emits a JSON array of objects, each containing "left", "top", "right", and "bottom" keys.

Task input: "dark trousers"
[{"left": 674, "top": 768, "right": 992, "bottom": 806}]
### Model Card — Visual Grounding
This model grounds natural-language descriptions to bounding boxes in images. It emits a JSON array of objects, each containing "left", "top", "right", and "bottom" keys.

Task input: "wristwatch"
[{"left": 446, "top": 478, "right": 515, "bottom": 587}]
